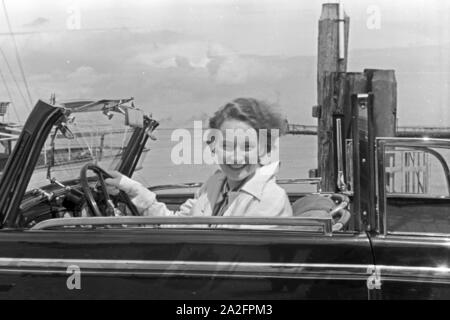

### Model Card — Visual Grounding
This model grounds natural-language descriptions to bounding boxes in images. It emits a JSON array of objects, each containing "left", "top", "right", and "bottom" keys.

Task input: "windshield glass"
[{"left": 26, "top": 109, "right": 136, "bottom": 191}]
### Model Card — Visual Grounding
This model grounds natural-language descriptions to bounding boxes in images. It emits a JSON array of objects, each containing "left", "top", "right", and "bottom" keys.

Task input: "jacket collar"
[{"left": 217, "top": 161, "right": 280, "bottom": 201}]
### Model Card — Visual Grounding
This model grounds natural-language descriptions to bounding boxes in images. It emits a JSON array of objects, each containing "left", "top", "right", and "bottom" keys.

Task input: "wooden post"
[
  {"left": 364, "top": 69, "right": 397, "bottom": 137},
  {"left": 318, "top": 71, "right": 339, "bottom": 192},
  {"left": 317, "top": 3, "right": 349, "bottom": 99},
  {"left": 316, "top": 3, "right": 350, "bottom": 191}
]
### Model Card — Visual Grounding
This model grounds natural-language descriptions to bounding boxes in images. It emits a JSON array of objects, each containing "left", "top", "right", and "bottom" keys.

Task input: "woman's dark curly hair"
[{"left": 209, "top": 98, "right": 288, "bottom": 153}]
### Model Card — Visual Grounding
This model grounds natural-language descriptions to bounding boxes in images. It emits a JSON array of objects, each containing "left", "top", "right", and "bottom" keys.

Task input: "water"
[
  {"left": 132, "top": 129, "right": 318, "bottom": 188},
  {"left": 136, "top": 130, "right": 449, "bottom": 196},
  {"left": 25, "top": 126, "right": 450, "bottom": 197},
  {"left": 26, "top": 126, "right": 318, "bottom": 192}
]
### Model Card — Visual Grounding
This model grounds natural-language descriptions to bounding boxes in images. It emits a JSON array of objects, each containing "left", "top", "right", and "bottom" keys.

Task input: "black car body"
[{"left": 0, "top": 97, "right": 448, "bottom": 299}]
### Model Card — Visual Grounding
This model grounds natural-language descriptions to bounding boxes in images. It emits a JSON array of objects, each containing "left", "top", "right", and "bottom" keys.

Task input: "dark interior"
[{"left": 386, "top": 196, "right": 450, "bottom": 234}]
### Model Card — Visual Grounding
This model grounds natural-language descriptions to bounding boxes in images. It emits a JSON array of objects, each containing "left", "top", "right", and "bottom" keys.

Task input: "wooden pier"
[
  {"left": 311, "top": 3, "right": 448, "bottom": 192},
  {"left": 287, "top": 124, "right": 318, "bottom": 136},
  {"left": 288, "top": 124, "right": 450, "bottom": 139},
  {"left": 395, "top": 127, "right": 450, "bottom": 139}
]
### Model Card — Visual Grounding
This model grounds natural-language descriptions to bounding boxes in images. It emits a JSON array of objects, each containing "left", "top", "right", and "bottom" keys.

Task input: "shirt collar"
[{"left": 219, "top": 161, "right": 280, "bottom": 201}]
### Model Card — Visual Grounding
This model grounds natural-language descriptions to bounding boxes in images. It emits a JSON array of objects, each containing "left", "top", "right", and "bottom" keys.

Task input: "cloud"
[
  {"left": 27, "top": 66, "right": 108, "bottom": 102},
  {"left": 0, "top": 28, "right": 312, "bottom": 124},
  {"left": 2, "top": 27, "right": 446, "bottom": 126},
  {"left": 66, "top": 66, "right": 106, "bottom": 84},
  {"left": 131, "top": 40, "right": 211, "bottom": 69},
  {"left": 211, "top": 55, "right": 249, "bottom": 84}
]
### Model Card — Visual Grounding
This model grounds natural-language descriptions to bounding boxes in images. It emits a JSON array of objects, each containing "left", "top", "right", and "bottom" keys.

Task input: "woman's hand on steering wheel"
[
  {"left": 80, "top": 163, "right": 140, "bottom": 217},
  {"left": 104, "top": 170, "right": 143, "bottom": 198},
  {"left": 103, "top": 171, "right": 123, "bottom": 196}
]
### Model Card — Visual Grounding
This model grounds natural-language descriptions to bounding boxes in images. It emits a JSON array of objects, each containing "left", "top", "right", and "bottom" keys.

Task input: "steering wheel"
[{"left": 80, "top": 163, "right": 140, "bottom": 217}]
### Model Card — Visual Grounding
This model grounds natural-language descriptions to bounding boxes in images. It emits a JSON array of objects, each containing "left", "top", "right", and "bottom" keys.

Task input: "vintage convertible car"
[{"left": 0, "top": 95, "right": 448, "bottom": 299}]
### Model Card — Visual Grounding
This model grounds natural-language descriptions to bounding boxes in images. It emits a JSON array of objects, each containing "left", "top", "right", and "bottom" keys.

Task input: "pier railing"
[{"left": 288, "top": 124, "right": 450, "bottom": 139}]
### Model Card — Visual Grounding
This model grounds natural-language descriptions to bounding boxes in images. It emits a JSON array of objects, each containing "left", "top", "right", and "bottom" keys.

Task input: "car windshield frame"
[
  {"left": 26, "top": 106, "right": 137, "bottom": 192},
  {"left": 0, "top": 99, "right": 158, "bottom": 228}
]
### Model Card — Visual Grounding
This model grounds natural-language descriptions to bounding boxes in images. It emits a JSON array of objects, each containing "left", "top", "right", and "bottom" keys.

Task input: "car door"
[
  {"left": 371, "top": 138, "right": 450, "bottom": 299},
  {"left": 0, "top": 222, "right": 375, "bottom": 299},
  {"left": 0, "top": 100, "right": 375, "bottom": 299}
]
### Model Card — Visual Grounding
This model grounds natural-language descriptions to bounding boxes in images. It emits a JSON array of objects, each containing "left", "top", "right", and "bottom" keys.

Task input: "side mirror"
[
  {"left": 59, "top": 123, "right": 74, "bottom": 139},
  {"left": 125, "top": 108, "right": 144, "bottom": 128}
]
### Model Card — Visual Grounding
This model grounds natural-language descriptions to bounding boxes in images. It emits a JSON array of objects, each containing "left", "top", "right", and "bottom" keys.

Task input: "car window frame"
[{"left": 376, "top": 137, "right": 450, "bottom": 238}]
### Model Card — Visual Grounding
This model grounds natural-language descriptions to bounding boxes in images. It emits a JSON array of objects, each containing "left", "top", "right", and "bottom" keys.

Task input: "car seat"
[{"left": 292, "top": 194, "right": 351, "bottom": 231}]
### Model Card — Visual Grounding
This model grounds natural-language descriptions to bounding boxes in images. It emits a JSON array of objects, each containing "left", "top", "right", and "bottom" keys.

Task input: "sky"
[
  {"left": 0, "top": 0, "right": 448, "bottom": 126},
  {"left": 1, "top": 0, "right": 449, "bottom": 54}
]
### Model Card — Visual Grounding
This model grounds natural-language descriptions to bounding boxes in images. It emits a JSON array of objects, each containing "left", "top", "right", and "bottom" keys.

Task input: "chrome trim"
[
  {"left": 373, "top": 237, "right": 450, "bottom": 247},
  {"left": 387, "top": 231, "right": 450, "bottom": 238},
  {"left": 0, "top": 257, "right": 449, "bottom": 284},
  {"left": 31, "top": 216, "right": 333, "bottom": 235},
  {"left": 377, "top": 265, "right": 450, "bottom": 284},
  {"left": 345, "top": 139, "right": 354, "bottom": 195},
  {"left": 336, "top": 118, "right": 347, "bottom": 192},
  {"left": 376, "top": 137, "right": 450, "bottom": 144},
  {"left": 386, "top": 194, "right": 450, "bottom": 199},
  {"left": 0, "top": 258, "right": 371, "bottom": 280},
  {"left": 374, "top": 140, "right": 380, "bottom": 233},
  {"left": 357, "top": 93, "right": 369, "bottom": 99},
  {"left": 377, "top": 139, "right": 387, "bottom": 235}
]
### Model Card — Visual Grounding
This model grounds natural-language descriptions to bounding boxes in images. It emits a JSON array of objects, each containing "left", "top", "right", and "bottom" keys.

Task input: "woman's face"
[{"left": 216, "top": 119, "right": 260, "bottom": 183}]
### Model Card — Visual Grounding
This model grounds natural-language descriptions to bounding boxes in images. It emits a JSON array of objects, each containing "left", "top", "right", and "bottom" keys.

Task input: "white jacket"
[{"left": 119, "top": 161, "right": 293, "bottom": 218}]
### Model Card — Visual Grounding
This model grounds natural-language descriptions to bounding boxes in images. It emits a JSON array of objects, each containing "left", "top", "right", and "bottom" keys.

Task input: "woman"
[{"left": 105, "top": 98, "right": 293, "bottom": 218}]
